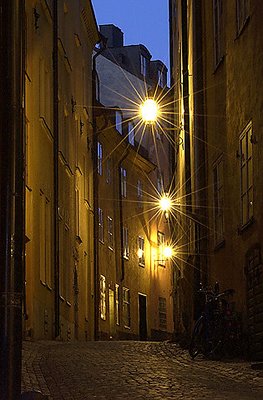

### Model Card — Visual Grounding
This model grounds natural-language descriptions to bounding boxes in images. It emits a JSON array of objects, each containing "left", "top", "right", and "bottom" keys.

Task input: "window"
[
  {"left": 107, "top": 216, "right": 113, "bottom": 249},
  {"left": 97, "top": 142, "right": 103, "bottom": 175},
  {"left": 157, "top": 170, "right": 164, "bottom": 193},
  {"left": 115, "top": 284, "right": 120, "bottom": 325},
  {"left": 128, "top": 121, "right": 135, "bottom": 146},
  {"left": 106, "top": 157, "right": 112, "bottom": 184},
  {"left": 122, "top": 226, "right": 129, "bottom": 259},
  {"left": 98, "top": 208, "right": 104, "bottom": 242},
  {"left": 213, "top": 157, "right": 224, "bottom": 245},
  {"left": 137, "top": 180, "right": 143, "bottom": 209},
  {"left": 115, "top": 110, "right": 122, "bottom": 135},
  {"left": 123, "top": 287, "right": 131, "bottom": 328},
  {"left": 140, "top": 54, "right": 147, "bottom": 77},
  {"left": 240, "top": 122, "right": 253, "bottom": 227},
  {"left": 159, "top": 297, "right": 167, "bottom": 329},
  {"left": 158, "top": 69, "right": 165, "bottom": 88},
  {"left": 157, "top": 231, "right": 165, "bottom": 266},
  {"left": 100, "top": 275, "right": 106, "bottom": 320},
  {"left": 236, "top": 0, "right": 249, "bottom": 35},
  {"left": 213, "top": 0, "right": 224, "bottom": 67},
  {"left": 138, "top": 236, "right": 145, "bottom": 266},
  {"left": 120, "top": 167, "right": 127, "bottom": 198}
]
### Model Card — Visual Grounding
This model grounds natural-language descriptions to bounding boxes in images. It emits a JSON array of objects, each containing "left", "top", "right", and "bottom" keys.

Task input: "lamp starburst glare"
[
  {"left": 140, "top": 98, "right": 159, "bottom": 123},
  {"left": 159, "top": 195, "right": 172, "bottom": 212},
  {"left": 163, "top": 246, "right": 173, "bottom": 259}
]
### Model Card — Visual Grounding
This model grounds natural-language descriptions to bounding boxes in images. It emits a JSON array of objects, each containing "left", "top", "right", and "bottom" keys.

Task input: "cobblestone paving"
[{"left": 22, "top": 340, "right": 263, "bottom": 400}]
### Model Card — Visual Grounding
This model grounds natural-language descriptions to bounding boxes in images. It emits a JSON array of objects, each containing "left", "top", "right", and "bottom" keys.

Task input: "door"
[
  {"left": 139, "top": 294, "right": 147, "bottom": 340},
  {"left": 109, "top": 288, "right": 115, "bottom": 339}
]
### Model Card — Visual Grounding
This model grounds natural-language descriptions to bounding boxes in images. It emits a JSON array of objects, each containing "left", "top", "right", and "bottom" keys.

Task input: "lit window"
[
  {"left": 159, "top": 297, "right": 167, "bottom": 329},
  {"left": 157, "top": 231, "right": 165, "bottom": 266},
  {"left": 138, "top": 236, "right": 145, "bottom": 266},
  {"left": 240, "top": 122, "right": 253, "bottom": 227},
  {"left": 140, "top": 54, "right": 147, "bottom": 77},
  {"left": 213, "top": 0, "right": 224, "bottom": 67},
  {"left": 128, "top": 121, "right": 135, "bottom": 146},
  {"left": 107, "top": 216, "right": 113, "bottom": 249},
  {"left": 97, "top": 142, "right": 103, "bottom": 175},
  {"left": 98, "top": 208, "right": 104, "bottom": 242},
  {"left": 236, "top": 0, "right": 249, "bottom": 34},
  {"left": 213, "top": 157, "right": 224, "bottom": 245},
  {"left": 122, "top": 226, "right": 129, "bottom": 259},
  {"left": 123, "top": 287, "right": 131, "bottom": 328},
  {"left": 120, "top": 167, "right": 127, "bottom": 198},
  {"left": 115, "top": 110, "right": 122, "bottom": 135},
  {"left": 106, "top": 157, "right": 112, "bottom": 184},
  {"left": 157, "top": 170, "right": 164, "bottom": 193},
  {"left": 100, "top": 275, "right": 106, "bottom": 320},
  {"left": 115, "top": 284, "right": 120, "bottom": 325},
  {"left": 137, "top": 180, "right": 143, "bottom": 209}
]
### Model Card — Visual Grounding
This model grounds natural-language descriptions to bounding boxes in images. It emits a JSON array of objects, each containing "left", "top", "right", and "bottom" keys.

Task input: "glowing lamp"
[
  {"left": 163, "top": 246, "right": 173, "bottom": 259},
  {"left": 140, "top": 99, "right": 159, "bottom": 123},
  {"left": 159, "top": 196, "right": 172, "bottom": 212}
]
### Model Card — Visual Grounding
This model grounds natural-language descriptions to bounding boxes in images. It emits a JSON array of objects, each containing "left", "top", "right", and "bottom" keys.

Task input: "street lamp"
[
  {"left": 159, "top": 194, "right": 172, "bottom": 220},
  {"left": 163, "top": 245, "right": 173, "bottom": 259},
  {"left": 140, "top": 98, "right": 159, "bottom": 123}
]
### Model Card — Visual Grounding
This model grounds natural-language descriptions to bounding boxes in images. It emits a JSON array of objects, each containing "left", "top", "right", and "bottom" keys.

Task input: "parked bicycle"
[{"left": 189, "top": 283, "right": 241, "bottom": 359}]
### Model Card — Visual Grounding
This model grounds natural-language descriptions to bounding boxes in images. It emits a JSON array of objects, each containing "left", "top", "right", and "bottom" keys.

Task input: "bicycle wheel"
[
  {"left": 189, "top": 316, "right": 205, "bottom": 359},
  {"left": 205, "top": 316, "right": 224, "bottom": 359}
]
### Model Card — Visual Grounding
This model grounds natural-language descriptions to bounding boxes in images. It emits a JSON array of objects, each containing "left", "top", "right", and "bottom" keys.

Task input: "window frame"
[
  {"left": 128, "top": 121, "right": 135, "bottom": 146},
  {"left": 98, "top": 207, "right": 104, "bottom": 243},
  {"left": 120, "top": 167, "right": 127, "bottom": 198},
  {"left": 138, "top": 236, "right": 145, "bottom": 267},
  {"left": 159, "top": 297, "right": 167, "bottom": 330},
  {"left": 107, "top": 216, "right": 114, "bottom": 250},
  {"left": 122, "top": 226, "right": 129, "bottom": 259},
  {"left": 157, "top": 231, "right": 165, "bottom": 266},
  {"left": 115, "top": 110, "right": 123, "bottom": 135},
  {"left": 236, "top": 0, "right": 249, "bottom": 36},
  {"left": 213, "top": 0, "right": 224, "bottom": 68},
  {"left": 97, "top": 141, "right": 103, "bottom": 175},
  {"left": 140, "top": 54, "right": 147, "bottom": 77},
  {"left": 100, "top": 275, "right": 106, "bottom": 320},
  {"left": 123, "top": 287, "right": 131, "bottom": 328},
  {"left": 240, "top": 122, "right": 253, "bottom": 228}
]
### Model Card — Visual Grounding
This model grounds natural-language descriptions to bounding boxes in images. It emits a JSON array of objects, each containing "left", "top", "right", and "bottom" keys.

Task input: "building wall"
[
  {"left": 24, "top": 0, "right": 98, "bottom": 340},
  {"left": 170, "top": 0, "right": 263, "bottom": 357}
]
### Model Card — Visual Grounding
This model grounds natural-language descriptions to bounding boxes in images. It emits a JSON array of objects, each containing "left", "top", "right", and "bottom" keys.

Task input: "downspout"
[
  {"left": 53, "top": 0, "right": 60, "bottom": 338},
  {"left": 0, "top": 1, "right": 25, "bottom": 398},
  {"left": 92, "top": 37, "right": 107, "bottom": 340}
]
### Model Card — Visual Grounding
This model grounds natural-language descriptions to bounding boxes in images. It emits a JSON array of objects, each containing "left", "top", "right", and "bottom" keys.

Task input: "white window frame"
[
  {"left": 157, "top": 231, "right": 165, "bottom": 266},
  {"left": 98, "top": 207, "right": 104, "bottom": 242},
  {"left": 122, "top": 226, "right": 129, "bottom": 259},
  {"left": 123, "top": 287, "right": 131, "bottom": 328},
  {"left": 240, "top": 122, "right": 253, "bottom": 227},
  {"left": 106, "top": 157, "right": 111, "bottom": 184},
  {"left": 138, "top": 236, "right": 145, "bottom": 266},
  {"left": 115, "top": 110, "right": 122, "bottom": 135},
  {"left": 120, "top": 167, "right": 127, "bottom": 198},
  {"left": 158, "top": 69, "right": 165, "bottom": 88},
  {"left": 128, "top": 121, "right": 135, "bottom": 146},
  {"left": 140, "top": 54, "right": 147, "bottom": 77},
  {"left": 100, "top": 275, "right": 106, "bottom": 320},
  {"left": 157, "top": 170, "right": 164, "bottom": 194},
  {"left": 213, "top": 156, "right": 224, "bottom": 245},
  {"left": 115, "top": 284, "right": 120, "bottom": 325}
]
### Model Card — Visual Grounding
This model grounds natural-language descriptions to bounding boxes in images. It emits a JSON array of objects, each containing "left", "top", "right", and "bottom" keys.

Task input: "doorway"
[{"left": 139, "top": 294, "right": 147, "bottom": 340}]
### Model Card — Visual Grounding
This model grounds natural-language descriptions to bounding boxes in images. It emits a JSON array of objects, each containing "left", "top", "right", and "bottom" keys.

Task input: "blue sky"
[{"left": 91, "top": 0, "right": 170, "bottom": 69}]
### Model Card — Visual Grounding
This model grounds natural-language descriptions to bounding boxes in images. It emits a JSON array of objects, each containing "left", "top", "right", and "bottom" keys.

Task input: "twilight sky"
[{"left": 91, "top": 0, "right": 170, "bottom": 69}]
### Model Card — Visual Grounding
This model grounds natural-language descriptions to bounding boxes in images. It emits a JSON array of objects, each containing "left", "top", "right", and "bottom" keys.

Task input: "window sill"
[
  {"left": 124, "top": 325, "right": 131, "bottom": 330},
  {"left": 123, "top": 255, "right": 129, "bottom": 260},
  {"left": 108, "top": 246, "right": 114, "bottom": 252},
  {"left": 139, "top": 263, "right": 145, "bottom": 268},
  {"left": 238, "top": 216, "right": 255, "bottom": 234}
]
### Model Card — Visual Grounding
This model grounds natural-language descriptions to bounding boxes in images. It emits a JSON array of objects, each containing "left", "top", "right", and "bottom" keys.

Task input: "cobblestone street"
[{"left": 21, "top": 340, "right": 263, "bottom": 400}]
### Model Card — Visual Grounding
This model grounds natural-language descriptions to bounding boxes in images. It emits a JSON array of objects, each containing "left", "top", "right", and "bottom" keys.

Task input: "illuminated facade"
[
  {"left": 24, "top": 0, "right": 99, "bottom": 340},
  {"left": 95, "top": 25, "right": 174, "bottom": 340},
  {"left": 170, "top": 0, "right": 263, "bottom": 359}
]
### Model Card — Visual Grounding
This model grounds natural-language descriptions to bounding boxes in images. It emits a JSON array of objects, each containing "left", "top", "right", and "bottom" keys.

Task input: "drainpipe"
[
  {"left": 0, "top": 1, "right": 25, "bottom": 399},
  {"left": 92, "top": 36, "right": 107, "bottom": 340},
  {"left": 53, "top": 0, "right": 60, "bottom": 338}
]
